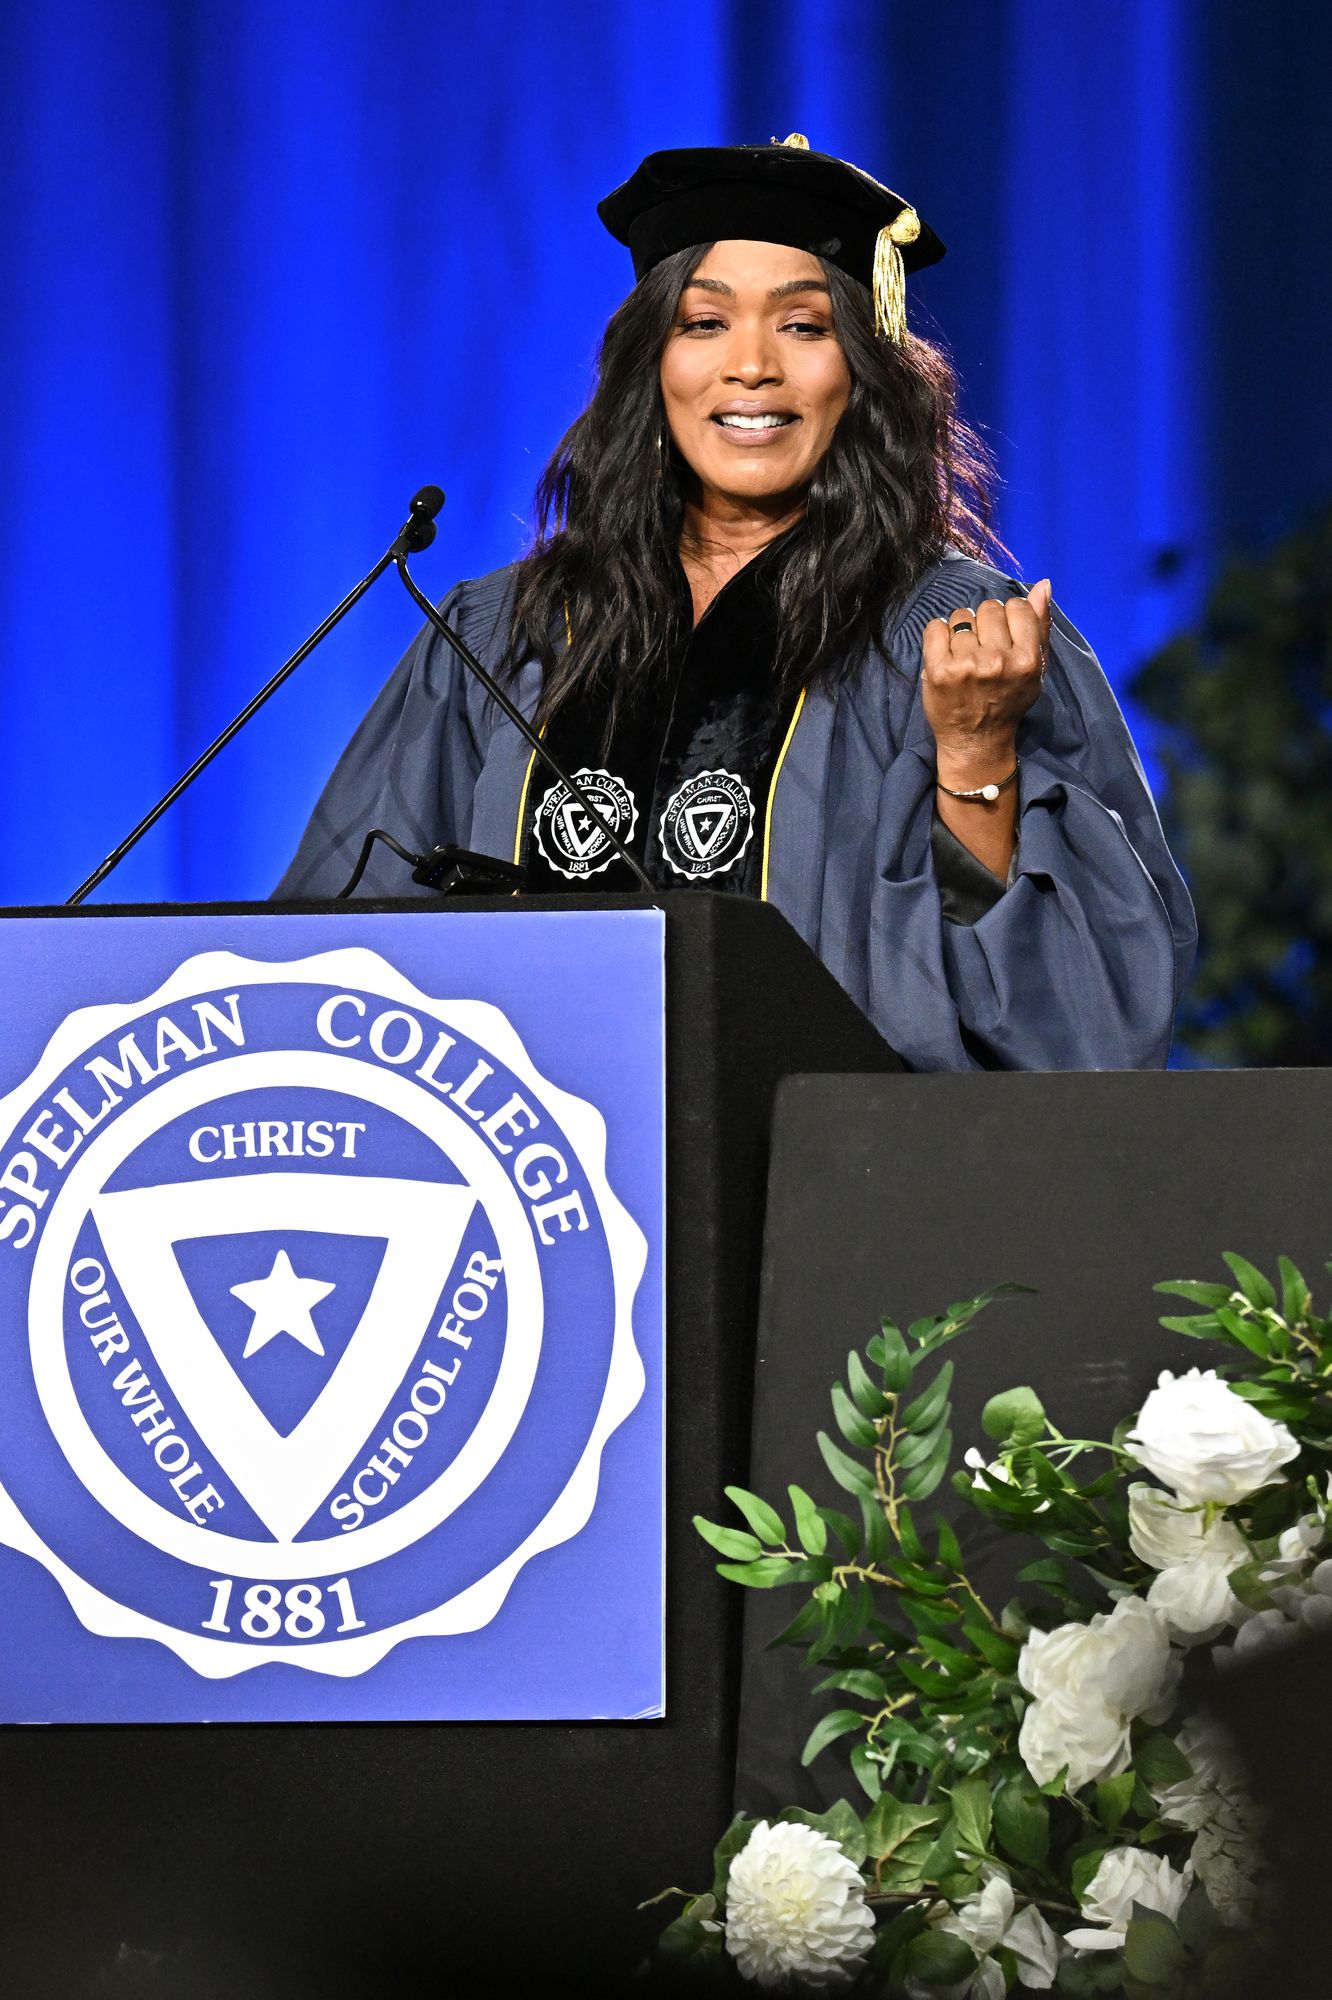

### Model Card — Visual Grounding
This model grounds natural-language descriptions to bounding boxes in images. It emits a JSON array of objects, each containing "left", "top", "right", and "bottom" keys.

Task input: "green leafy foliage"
[
  {"left": 949, "top": 1774, "right": 992, "bottom": 1858},
  {"left": 1133, "top": 1732, "right": 1194, "bottom": 1790},
  {"left": 863, "top": 1793, "right": 941, "bottom": 1871},
  {"left": 847, "top": 1347, "right": 890, "bottom": 1419},
  {"left": 800, "top": 1708, "right": 867, "bottom": 1767},
  {"left": 993, "top": 1779, "right": 1049, "bottom": 1866},
  {"left": 1095, "top": 1770, "right": 1137, "bottom": 1834},
  {"left": 723, "top": 1485, "right": 786, "bottom": 1546},
  {"left": 788, "top": 1483, "right": 827, "bottom": 1556},
  {"left": 709, "top": 1815, "right": 755, "bottom": 1903},
  {"left": 901, "top": 1360, "right": 954, "bottom": 1433},
  {"left": 817, "top": 1429, "right": 876, "bottom": 1498},
  {"left": 902, "top": 1928, "right": 977, "bottom": 1984},
  {"left": 671, "top": 1255, "right": 1327, "bottom": 1987},
  {"left": 1128, "top": 506, "right": 1332, "bottom": 1065},
  {"left": 1123, "top": 1908, "right": 1189, "bottom": 1984},
  {"left": 691, "top": 1515, "right": 762, "bottom": 1561},
  {"left": 981, "top": 1384, "right": 1047, "bottom": 1446}
]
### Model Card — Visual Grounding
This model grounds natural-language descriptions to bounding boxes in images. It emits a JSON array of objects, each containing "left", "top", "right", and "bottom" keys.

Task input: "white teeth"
[{"left": 716, "top": 413, "right": 794, "bottom": 430}]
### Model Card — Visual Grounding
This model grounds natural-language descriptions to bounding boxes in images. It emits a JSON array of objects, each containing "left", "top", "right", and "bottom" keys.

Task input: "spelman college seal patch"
[
  {"left": 534, "top": 768, "right": 638, "bottom": 879},
  {"left": 0, "top": 919, "right": 662, "bottom": 1719}
]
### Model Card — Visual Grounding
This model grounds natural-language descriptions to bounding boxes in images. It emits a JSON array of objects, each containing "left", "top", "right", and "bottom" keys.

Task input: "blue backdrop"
[{"left": 1, "top": 0, "right": 1329, "bottom": 905}]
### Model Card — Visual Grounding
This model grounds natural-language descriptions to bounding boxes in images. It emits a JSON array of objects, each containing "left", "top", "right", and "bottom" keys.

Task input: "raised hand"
[
  {"left": 921, "top": 579, "right": 1052, "bottom": 880},
  {"left": 921, "top": 579, "right": 1052, "bottom": 791}
]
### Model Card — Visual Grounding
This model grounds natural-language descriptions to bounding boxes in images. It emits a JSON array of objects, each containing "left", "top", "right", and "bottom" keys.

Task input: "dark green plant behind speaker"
[{"left": 1130, "top": 508, "right": 1332, "bottom": 1067}]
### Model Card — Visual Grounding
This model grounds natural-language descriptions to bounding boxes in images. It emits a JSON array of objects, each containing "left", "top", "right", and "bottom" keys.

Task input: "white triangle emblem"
[
  {"left": 93, "top": 1172, "right": 477, "bottom": 1544},
  {"left": 683, "top": 799, "right": 735, "bottom": 859},
  {"left": 557, "top": 798, "right": 608, "bottom": 859}
]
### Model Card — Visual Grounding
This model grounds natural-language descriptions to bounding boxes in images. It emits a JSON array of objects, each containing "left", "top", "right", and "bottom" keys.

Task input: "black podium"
[{"left": 0, "top": 894, "right": 898, "bottom": 1998}]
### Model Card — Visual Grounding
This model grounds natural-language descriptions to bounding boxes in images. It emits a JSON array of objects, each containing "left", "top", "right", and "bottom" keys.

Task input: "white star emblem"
[{"left": 230, "top": 1249, "right": 335, "bottom": 1360}]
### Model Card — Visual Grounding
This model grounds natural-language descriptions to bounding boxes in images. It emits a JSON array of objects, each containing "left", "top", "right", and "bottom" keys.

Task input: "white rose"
[
  {"left": 1018, "top": 1692, "right": 1128, "bottom": 1792},
  {"left": 1018, "top": 1601, "right": 1178, "bottom": 1792},
  {"left": 1004, "top": 1904, "right": 1061, "bottom": 1989},
  {"left": 1018, "top": 1619, "right": 1106, "bottom": 1707},
  {"left": 1228, "top": 1566, "right": 1332, "bottom": 1654},
  {"left": 1277, "top": 1512, "right": 1324, "bottom": 1563},
  {"left": 907, "top": 1872, "right": 1059, "bottom": 1997},
  {"left": 1097, "top": 1597, "right": 1180, "bottom": 1721},
  {"left": 1146, "top": 1557, "right": 1242, "bottom": 1640},
  {"left": 1017, "top": 1624, "right": 1130, "bottom": 1790},
  {"left": 1269, "top": 1571, "right": 1332, "bottom": 1633},
  {"left": 942, "top": 1871, "right": 1016, "bottom": 1954},
  {"left": 1128, "top": 1484, "right": 1246, "bottom": 1571},
  {"left": 724, "top": 1820, "right": 874, "bottom": 1988},
  {"left": 1127, "top": 1488, "right": 1248, "bottom": 1639},
  {"left": 1063, "top": 1849, "right": 1191, "bottom": 1952},
  {"left": 1299, "top": 1595, "right": 1332, "bottom": 1631},
  {"left": 1126, "top": 1369, "right": 1299, "bottom": 1504}
]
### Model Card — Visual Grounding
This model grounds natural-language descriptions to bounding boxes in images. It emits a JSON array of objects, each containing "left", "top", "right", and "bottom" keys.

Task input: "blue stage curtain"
[{"left": 0, "top": 1, "right": 1328, "bottom": 905}]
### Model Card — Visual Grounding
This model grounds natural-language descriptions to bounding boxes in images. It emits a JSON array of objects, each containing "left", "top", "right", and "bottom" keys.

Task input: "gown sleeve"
[
  {"left": 863, "top": 563, "right": 1196, "bottom": 1071},
  {"left": 273, "top": 583, "right": 487, "bottom": 900}
]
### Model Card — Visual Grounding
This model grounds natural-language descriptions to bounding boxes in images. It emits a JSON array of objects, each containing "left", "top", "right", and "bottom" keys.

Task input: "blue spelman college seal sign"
[{"left": 0, "top": 909, "right": 664, "bottom": 1722}]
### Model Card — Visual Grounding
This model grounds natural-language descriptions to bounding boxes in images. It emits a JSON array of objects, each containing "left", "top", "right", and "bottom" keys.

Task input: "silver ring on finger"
[{"left": 950, "top": 618, "right": 975, "bottom": 636}]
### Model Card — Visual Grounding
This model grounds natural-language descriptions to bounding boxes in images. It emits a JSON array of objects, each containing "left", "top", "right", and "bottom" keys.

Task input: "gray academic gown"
[{"left": 276, "top": 550, "right": 1196, "bottom": 1072}]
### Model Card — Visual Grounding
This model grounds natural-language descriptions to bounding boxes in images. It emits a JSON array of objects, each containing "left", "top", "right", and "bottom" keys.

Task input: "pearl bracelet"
[{"left": 936, "top": 761, "right": 1019, "bottom": 804}]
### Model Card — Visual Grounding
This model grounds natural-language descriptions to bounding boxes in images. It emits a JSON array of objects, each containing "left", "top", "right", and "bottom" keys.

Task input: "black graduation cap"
[{"left": 597, "top": 134, "right": 945, "bottom": 345}]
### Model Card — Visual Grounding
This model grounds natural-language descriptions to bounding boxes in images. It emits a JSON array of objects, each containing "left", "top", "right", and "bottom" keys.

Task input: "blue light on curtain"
[
  {"left": 996, "top": 0, "right": 1206, "bottom": 697},
  {"left": 0, "top": 2, "right": 1327, "bottom": 908}
]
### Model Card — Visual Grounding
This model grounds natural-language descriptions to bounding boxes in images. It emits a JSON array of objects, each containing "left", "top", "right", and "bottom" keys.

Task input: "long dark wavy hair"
[{"left": 503, "top": 245, "right": 1002, "bottom": 733}]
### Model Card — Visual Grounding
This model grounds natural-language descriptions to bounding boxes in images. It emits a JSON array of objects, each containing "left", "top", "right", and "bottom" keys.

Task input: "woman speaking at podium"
[{"left": 279, "top": 138, "right": 1194, "bottom": 1073}]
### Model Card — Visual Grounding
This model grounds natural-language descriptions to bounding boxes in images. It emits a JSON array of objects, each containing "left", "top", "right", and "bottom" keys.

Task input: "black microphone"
[{"left": 393, "top": 484, "right": 445, "bottom": 556}]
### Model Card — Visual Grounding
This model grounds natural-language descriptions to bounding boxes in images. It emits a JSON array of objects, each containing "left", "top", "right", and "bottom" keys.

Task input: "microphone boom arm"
[
  {"left": 64, "top": 483, "right": 653, "bottom": 904},
  {"left": 66, "top": 550, "right": 395, "bottom": 907},
  {"left": 392, "top": 552, "right": 654, "bottom": 891}
]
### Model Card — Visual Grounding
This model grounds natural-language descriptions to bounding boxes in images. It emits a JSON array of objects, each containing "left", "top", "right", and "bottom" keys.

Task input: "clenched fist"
[
  {"left": 921, "top": 579, "right": 1052, "bottom": 790},
  {"left": 921, "top": 579, "right": 1052, "bottom": 881}
]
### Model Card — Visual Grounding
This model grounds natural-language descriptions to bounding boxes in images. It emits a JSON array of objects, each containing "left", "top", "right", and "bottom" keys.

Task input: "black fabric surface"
[
  {"left": 736, "top": 1068, "right": 1332, "bottom": 1819},
  {"left": 930, "top": 809, "right": 1008, "bottom": 925}
]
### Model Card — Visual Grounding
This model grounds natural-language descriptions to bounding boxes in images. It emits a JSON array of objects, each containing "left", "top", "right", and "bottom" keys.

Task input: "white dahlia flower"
[{"left": 724, "top": 1820, "right": 874, "bottom": 1989}]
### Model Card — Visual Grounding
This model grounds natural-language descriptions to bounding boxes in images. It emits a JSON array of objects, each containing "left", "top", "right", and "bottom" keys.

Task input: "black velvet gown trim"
[
  {"left": 522, "top": 531, "right": 801, "bottom": 895},
  {"left": 520, "top": 529, "right": 1008, "bottom": 925}
]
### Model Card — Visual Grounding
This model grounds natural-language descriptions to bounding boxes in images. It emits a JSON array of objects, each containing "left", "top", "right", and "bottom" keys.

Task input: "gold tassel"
[
  {"left": 774, "top": 131, "right": 810, "bottom": 149},
  {"left": 873, "top": 206, "right": 921, "bottom": 345}
]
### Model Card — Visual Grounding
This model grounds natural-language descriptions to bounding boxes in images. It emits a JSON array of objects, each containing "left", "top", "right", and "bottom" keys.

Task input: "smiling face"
[{"left": 659, "top": 240, "right": 853, "bottom": 515}]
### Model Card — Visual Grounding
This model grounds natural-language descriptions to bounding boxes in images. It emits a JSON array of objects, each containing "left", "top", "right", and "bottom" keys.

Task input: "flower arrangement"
[{"left": 654, "top": 1255, "right": 1332, "bottom": 1995}]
